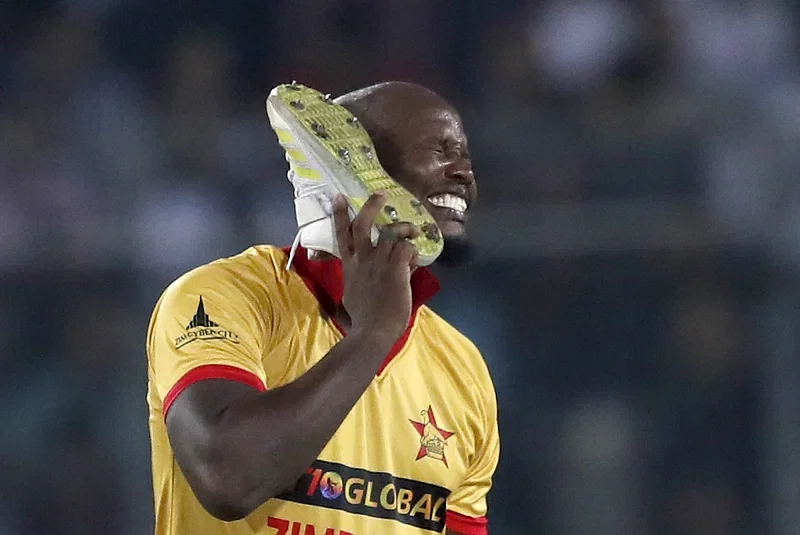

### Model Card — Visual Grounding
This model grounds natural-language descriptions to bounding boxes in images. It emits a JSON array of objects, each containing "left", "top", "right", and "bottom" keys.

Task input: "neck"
[
  {"left": 304, "top": 250, "right": 351, "bottom": 328},
  {"left": 305, "top": 248, "right": 421, "bottom": 330}
]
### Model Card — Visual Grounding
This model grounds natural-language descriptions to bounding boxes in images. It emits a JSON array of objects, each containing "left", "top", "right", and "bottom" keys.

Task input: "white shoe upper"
[
  {"left": 267, "top": 88, "right": 380, "bottom": 268},
  {"left": 265, "top": 93, "right": 339, "bottom": 265},
  {"left": 289, "top": 169, "right": 341, "bottom": 260}
]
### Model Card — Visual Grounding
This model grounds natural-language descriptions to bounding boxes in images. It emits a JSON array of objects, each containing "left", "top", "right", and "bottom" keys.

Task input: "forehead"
[{"left": 392, "top": 104, "right": 467, "bottom": 143}]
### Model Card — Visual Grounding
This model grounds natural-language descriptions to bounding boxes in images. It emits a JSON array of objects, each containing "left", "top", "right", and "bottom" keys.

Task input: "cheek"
[
  {"left": 390, "top": 151, "right": 445, "bottom": 195},
  {"left": 393, "top": 169, "right": 434, "bottom": 196},
  {"left": 404, "top": 158, "right": 444, "bottom": 187}
]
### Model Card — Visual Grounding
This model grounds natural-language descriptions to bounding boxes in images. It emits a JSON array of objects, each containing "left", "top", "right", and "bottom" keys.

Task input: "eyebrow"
[{"left": 442, "top": 136, "right": 470, "bottom": 158}]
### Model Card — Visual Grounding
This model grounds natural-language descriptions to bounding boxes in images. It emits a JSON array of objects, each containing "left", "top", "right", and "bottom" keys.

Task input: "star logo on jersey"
[
  {"left": 409, "top": 406, "right": 455, "bottom": 467},
  {"left": 173, "top": 297, "right": 240, "bottom": 348}
]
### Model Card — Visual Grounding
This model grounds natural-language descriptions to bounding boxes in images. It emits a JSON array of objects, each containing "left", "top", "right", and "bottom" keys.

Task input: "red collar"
[
  {"left": 284, "top": 246, "right": 440, "bottom": 315},
  {"left": 283, "top": 246, "right": 440, "bottom": 375}
]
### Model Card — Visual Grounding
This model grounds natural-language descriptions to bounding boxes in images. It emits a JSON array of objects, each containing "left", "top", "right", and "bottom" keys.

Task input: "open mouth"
[{"left": 427, "top": 193, "right": 468, "bottom": 218}]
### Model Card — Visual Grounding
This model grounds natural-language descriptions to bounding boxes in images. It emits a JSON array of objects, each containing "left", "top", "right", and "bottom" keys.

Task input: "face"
[{"left": 378, "top": 104, "right": 477, "bottom": 242}]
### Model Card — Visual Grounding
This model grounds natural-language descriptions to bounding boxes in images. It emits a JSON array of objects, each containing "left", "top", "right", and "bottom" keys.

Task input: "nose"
[{"left": 445, "top": 157, "right": 474, "bottom": 185}]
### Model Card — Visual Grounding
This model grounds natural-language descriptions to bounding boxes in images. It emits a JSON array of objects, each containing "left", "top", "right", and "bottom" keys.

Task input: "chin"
[
  {"left": 438, "top": 219, "right": 465, "bottom": 238},
  {"left": 437, "top": 234, "right": 475, "bottom": 267}
]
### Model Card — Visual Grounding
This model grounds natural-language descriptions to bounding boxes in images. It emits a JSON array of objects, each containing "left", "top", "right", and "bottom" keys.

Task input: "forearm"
[{"left": 205, "top": 330, "right": 392, "bottom": 518}]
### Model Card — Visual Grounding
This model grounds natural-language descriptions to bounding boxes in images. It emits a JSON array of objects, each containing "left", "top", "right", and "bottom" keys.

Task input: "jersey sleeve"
[
  {"left": 446, "top": 382, "right": 500, "bottom": 535},
  {"left": 147, "top": 263, "right": 270, "bottom": 417}
]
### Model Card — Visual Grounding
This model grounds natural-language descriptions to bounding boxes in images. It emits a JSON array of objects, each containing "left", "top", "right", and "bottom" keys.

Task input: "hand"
[{"left": 332, "top": 192, "right": 420, "bottom": 345}]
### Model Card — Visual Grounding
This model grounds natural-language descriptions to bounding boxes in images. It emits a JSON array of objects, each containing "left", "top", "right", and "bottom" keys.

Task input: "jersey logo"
[
  {"left": 173, "top": 297, "right": 240, "bottom": 348},
  {"left": 409, "top": 406, "right": 455, "bottom": 467},
  {"left": 278, "top": 459, "right": 450, "bottom": 532}
]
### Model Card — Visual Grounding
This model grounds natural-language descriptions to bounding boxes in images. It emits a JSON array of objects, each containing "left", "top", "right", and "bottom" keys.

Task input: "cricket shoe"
[{"left": 265, "top": 81, "right": 443, "bottom": 267}]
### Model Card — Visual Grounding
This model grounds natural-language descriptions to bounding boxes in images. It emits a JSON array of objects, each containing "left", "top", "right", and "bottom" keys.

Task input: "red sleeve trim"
[
  {"left": 446, "top": 511, "right": 488, "bottom": 535},
  {"left": 163, "top": 364, "right": 266, "bottom": 418}
]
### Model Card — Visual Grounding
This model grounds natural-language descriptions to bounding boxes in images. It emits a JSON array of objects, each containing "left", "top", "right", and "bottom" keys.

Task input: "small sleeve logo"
[{"left": 173, "top": 297, "right": 241, "bottom": 348}]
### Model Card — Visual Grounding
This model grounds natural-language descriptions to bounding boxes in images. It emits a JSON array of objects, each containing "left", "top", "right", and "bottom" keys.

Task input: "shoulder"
[
  {"left": 415, "top": 306, "right": 497, "bottom": 408},
  {"left": 148, "top": 245, "right": 299, "bottom": 341},
  {"left": 161, "top": 245, "right": 291, "bottom": 301},
  {"left": 416, "top": 306, "right": 488, "bottom": 369}
]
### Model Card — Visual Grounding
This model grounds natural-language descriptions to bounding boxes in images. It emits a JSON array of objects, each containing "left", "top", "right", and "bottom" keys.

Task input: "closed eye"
[{"left": 442, "top": 139, "right": 469, "bottom": 160}]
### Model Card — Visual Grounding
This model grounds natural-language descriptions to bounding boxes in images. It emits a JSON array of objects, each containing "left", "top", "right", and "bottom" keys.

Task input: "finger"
[
  {"left": 351, "top": 192, "right": 387, "bottom": 254},
  {"left": 375, "top": 225, "right": 398, "bottom": 259},
  {"left": 385, "top": 222, "right": 421, "bottom": 241},
  {"left": 389, "top": 239, "right": 419, "bottom": 266},
  {"left": 410, "top": 249, "right": 420, "bottom": 269},
  {"left": 332, "top": 194, "right": 353, "bottom": 256},
  {"left": 375, "top": 222, "right": 421, "bottom": 260}
]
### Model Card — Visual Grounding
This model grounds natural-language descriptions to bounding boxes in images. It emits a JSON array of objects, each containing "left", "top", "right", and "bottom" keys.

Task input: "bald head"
[
  {"left": 333, "top": 82, "right": 454, "bottom": 146},
  {"left": 334, "top": 81, "right": 477, "bottom": 267}
]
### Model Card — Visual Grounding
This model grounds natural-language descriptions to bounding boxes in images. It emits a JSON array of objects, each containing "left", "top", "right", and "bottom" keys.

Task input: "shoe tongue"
[{"left": 299, "top": 217, "right": 340, "bottom": 258}]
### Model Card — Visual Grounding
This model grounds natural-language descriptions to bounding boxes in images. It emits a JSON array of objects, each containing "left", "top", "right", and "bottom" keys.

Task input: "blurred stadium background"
[{"left": 2, "top": 1, "right": 800, "bottom": 534}]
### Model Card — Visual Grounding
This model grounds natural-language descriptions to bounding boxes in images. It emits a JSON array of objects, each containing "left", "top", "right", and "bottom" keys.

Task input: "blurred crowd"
[{"left": 1, "top": 1, "right": 798, "bottom": 534}]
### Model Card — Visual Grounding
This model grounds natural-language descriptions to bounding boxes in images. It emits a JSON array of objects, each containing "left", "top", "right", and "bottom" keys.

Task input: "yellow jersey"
[{"left": 146, "top": 245, "right": 499, "bottom": 535}]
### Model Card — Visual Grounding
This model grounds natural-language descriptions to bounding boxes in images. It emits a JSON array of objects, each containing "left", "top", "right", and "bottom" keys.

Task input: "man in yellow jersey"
[{"left": 146, "top": 81, "right": 499, "bottom": 535}]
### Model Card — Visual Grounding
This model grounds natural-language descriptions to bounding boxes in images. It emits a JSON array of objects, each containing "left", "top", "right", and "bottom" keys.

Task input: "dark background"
[{"left": 2, "top": 1, "right": 800, "bottom": 534}]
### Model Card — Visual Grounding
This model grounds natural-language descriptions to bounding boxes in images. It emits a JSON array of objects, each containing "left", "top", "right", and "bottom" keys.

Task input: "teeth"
[{"left": 427, "top": 194, "right": 467, "bottom": 213}]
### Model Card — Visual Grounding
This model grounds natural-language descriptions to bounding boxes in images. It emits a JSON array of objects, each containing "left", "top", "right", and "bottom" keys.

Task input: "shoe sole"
[{"left": 265, "top": 82, "right": 443, "bottom": 266}]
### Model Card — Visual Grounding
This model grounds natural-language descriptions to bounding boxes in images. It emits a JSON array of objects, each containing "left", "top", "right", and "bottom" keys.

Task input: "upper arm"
[
  {"left": 164, "top": 378, "right": 264, "bottom": 513},
  {"left": 147, "top": 264, "right": 276, "bottom": 513},
  {"left": 445, "top": 373, "right": 500, "bottom": 535}
]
